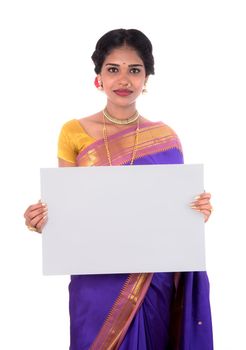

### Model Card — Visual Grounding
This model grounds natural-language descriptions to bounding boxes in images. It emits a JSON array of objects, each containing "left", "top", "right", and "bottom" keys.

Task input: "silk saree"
[{"left": 58, "top": 119, "right": 213, "bottom": 350}]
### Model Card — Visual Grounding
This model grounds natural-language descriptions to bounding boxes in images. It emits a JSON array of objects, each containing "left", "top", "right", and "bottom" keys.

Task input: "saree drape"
[{"left": 58, "top": 119, "right": 213, "bottom": 349}]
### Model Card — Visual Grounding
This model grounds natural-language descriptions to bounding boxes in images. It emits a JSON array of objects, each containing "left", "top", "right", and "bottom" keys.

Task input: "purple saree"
[{"left": 68, "top": 121, "right": 213, "bottom": 350}]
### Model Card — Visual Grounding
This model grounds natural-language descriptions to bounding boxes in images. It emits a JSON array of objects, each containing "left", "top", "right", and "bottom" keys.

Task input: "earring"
[
  {"left": 142, "top": 84, "right": 148, "bottom": 94},
  {"left": 94, "top": 77, "right": 103, "bottom": 90}
]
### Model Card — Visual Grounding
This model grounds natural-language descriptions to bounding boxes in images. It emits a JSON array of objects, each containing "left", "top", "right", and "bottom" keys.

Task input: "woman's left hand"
[{"left": 190, "top": 192, "right": 213, "bottom": 223}]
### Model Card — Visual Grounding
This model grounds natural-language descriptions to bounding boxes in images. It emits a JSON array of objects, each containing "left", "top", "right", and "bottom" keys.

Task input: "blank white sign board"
[{"left": 40, "top": 164, "right": 206, "bottom": 275}]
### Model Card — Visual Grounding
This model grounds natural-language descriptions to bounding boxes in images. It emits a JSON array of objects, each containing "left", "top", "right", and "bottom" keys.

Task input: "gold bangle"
[{"left": 27, "top": 225, "right": 38, "bottom": 232}]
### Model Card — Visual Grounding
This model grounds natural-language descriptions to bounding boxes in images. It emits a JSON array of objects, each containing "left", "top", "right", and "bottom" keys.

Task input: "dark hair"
[{"left": 91, "top": 29, "right": 155, "bottom": 76}]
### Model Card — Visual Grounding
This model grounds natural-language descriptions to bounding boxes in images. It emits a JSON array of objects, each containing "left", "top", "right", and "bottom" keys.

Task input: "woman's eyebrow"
[
  {"left": 105, "top": 63, "right": 144, "bottom": 67},
  {"left": 128, "top": 64, "right": 144, "bottom": 67}
]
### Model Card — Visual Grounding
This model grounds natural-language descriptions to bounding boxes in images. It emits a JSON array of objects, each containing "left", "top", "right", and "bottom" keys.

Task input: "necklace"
[
  {"left": 102, "top": 113, "right": 140, "bottom": 166},
  {"left": 103, "top": 108, "right": 139, "bottom": 125}
]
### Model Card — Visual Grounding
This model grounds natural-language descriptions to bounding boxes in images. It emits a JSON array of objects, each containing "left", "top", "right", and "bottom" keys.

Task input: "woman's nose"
[{"left": 118, "top": 75, "right": 131, "bottom": 88}]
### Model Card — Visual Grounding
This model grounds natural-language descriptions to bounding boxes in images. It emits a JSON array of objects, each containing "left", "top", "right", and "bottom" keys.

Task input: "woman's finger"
[
  {"left": 190, "top": 198, "right": 211, "bottom": 207},
  {"left": 25, "top": 211, "right": 48, "bottom": 233},
  {"left": 190, "top": 192, "right": 213, "bottom": 222},
  {"left": 191, "top": 204, "right": 212, "bottom": 212},
  {"left": 201, "top": 209, "right": 212, "bottom": 223},
  {"left": 24, "top": 202, "right": 46, "bottom": 219},
  {"left": 193, "top": 192, "right": 211, "bottom": 201},
  {"left": 24, "top": 202, "right": 48, "bottom": 231},
  {"left": 27, "top": 206, "right": 47, "bottom": 221},
  {"left": 36, "top": 215, "right": 48, "bottom": 233},
  {"left": 190, "top": 205, "right": 213, "bottom": 222},
  {"left": 27, "top": 210, "right": 47, "bottom": 228}
]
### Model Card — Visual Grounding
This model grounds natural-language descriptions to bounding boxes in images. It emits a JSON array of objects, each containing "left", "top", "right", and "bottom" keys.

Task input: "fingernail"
[
  {"left": 194, "top": 195, "right": 201, "bottom": 200},
  {"left": 190, "top": 205, "right": 197, "bottom": 209}
]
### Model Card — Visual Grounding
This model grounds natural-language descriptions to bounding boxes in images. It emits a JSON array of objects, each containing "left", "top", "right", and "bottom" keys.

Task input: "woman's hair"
[{"left": 91, "top": 29, "right": 155, "bottom": 76}]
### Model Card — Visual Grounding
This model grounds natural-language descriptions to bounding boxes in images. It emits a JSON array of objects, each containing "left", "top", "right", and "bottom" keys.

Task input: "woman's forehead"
[{"left": 104, "top": 46, "right": 143, "bottom": 65}]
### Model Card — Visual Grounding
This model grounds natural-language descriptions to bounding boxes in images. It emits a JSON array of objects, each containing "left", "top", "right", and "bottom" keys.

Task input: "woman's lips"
[{"left": 113, "top": 89, "right": 133, "bottom": 96}]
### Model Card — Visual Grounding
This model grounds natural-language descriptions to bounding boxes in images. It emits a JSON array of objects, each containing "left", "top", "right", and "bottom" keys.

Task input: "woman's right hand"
[{"left": 24, "top": 201, "right": 48, "bottom": 233}]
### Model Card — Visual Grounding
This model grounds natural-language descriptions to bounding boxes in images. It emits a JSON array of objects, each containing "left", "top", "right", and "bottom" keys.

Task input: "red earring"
[
  {"left": 94, "top": 77, "right": 103, "bottom": 90},
  {"left": 94, "top": 77, "right": 100, "bottom": 88}
]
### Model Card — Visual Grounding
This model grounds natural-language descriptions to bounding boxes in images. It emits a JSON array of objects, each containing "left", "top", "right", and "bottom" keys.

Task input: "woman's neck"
[{"left": 105, "top": 102, "right": 137, "bottom": 120}]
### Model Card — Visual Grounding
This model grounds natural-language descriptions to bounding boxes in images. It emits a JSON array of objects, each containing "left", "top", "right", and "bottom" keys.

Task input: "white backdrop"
[{"left": 0, "top": 1, "right": 245, "bottom": 349}]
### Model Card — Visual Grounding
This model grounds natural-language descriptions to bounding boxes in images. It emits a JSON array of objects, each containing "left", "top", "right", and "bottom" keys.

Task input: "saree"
[{"left": 58, "top": 119, "right": 213, "bottom": 349}]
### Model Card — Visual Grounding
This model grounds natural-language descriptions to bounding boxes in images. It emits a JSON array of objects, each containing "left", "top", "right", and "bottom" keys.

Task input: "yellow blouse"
[
  {"left": 57, "top": 119, "right": 94, "bottom": 164},
  {"left": 58, "top": 118, "right": 182, "bottom": 166}
]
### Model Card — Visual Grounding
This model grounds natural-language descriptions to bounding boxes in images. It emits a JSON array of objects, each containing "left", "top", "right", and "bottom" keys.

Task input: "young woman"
[{"left": 24, "top": 29, "right": 213, "bottom": 349}]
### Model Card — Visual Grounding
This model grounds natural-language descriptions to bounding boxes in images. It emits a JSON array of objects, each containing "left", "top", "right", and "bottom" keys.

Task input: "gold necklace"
[
  {"left": 102, "top": 113, "right": 140, "bottom": 166},
  {"left": 103, "top": 108, "right": 139, "bottom": 125}
]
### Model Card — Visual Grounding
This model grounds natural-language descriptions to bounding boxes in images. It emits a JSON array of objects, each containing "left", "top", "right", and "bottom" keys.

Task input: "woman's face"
[{"left": 98, "top": 46, "right": 148, "bottom": 107}]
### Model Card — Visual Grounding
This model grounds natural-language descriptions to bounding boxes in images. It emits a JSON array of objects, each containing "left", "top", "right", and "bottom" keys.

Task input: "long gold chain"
[{"left": 102, "top": 114, "right": 140, "bottom": 166}]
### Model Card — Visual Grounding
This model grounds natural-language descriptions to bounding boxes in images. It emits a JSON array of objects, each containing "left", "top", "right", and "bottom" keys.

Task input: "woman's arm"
[{"left": 58, "top": 159, "right": 76, "bottom": 167}]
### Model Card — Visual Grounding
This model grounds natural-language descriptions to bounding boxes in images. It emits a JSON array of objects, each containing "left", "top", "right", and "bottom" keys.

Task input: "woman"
[{"left": 24, "top": 29, "right": 213, "bottom": 349}]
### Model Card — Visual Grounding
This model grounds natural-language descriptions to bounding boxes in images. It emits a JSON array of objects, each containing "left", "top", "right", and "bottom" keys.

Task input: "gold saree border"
[
  {"left": 77, "top": 122, "right": 182, "bottom": 167},
  {"left": 90, "top": 273, "right": 153, "bottom": 350}
]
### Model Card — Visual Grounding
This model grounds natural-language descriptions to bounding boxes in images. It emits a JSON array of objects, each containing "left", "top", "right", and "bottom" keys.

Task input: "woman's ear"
[
  {"left": 142, "top": 76, "right": 149, "bottom": 94},
  {"left": 144, "top": 76, "right": 149, "bottom": 85}
]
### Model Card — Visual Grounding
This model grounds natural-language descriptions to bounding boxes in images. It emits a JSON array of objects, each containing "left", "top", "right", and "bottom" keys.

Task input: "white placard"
[{"left": 40, "top": 164, "right": 205, "bottom": 275}]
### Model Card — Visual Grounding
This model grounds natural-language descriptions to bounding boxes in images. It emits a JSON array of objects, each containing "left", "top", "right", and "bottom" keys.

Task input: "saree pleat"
[
  {"left": 90, "top": 274, "right": 154, "bottom": 349},
  {"left": 62, "top": 120, "right": 213, "bottom": 350},
  {"left": 118, "top": 273, "right": 175, "bottom": 349}
]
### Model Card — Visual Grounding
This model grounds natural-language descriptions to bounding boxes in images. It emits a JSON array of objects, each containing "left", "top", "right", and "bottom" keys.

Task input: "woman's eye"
[
  {"left": 108, "top": 67, "right": 118, "bottom": 73},
  {"left": 130, "top": 68, "right": 141, "bottom": 74}
]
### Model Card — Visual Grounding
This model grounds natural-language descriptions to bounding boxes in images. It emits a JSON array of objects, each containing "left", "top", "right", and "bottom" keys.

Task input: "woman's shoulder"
[
  {"left": 57, "top": 116, "right": 97, "bottom": 162},
  {"left": 67, "top": 113, "right": 101, "bottom": 130},
  {"left": 59, "top": 117, "right": 96, "bottom": 139},
  {"left": 142, "top": 117, "right": 179, "bottom": 136},
  {"left": 60, "top": 119, "right": 83, "bottom": 134},
  {"left": 160, "top": 122, "right": 179, "bottom": 136}
]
